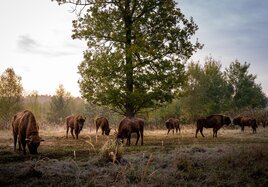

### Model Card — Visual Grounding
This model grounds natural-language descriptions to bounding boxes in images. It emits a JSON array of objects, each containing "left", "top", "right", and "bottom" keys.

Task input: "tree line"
[
  {"left": 0, "top": 69, "right": 119, "bottom": 129},
  {"left": 0, "top": 57, "right": 267, "bottom": 129}
]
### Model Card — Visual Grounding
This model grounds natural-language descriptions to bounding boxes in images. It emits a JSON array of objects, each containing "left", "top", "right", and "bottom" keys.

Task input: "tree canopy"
[
  {"left": 225, "top": 60, "right": 267, "bottom": 110},
  {"left": 47, "top": 84, "right": 73, "bottom": 123},
  {"left": 0, "top": 68, "right": 23, "bottom": 128},
  {"left": 53, "top": 0, "right": 202, "bottom": 117},
  {"left": 178, "top": 58, "right": 267, "bottom": 121}
]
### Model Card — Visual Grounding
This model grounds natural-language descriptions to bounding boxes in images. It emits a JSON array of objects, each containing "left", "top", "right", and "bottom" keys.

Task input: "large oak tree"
[{"left": 53, "top": 0, "right": 202, "bottom": 117}]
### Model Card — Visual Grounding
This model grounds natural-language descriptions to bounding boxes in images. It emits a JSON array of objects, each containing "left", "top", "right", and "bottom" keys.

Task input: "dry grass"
[{"left": 0, "top": 125, "right": 267, "bottom": 186}]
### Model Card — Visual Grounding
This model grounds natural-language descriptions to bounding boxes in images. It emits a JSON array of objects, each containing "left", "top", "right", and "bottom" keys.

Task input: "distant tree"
[
  {"left": 225, "top": 60, "right": 267, "bottom": 110},
  {"left": 47, "top": 84, "right": 73, "bottom": 123},
  {"left": 24, "top": 91, "right": 43, "bottom": 121},
  {"left": 0, "top": 68, "right": 23, "bottom": 129},
  {"left": 147, "top": 99, "right": 181, "bottom": 128},
  {"left": 180, "top": 57, "right": 232, "bottom": 120},
  {"left": 52, "top": 0, "right": 202, "bottom": 117}
]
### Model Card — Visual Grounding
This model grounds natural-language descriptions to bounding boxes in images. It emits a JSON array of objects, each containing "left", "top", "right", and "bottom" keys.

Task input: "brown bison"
[
  {"left": 165, "top": 118, "right": 180, "bottom": 134},
  {"left": 66, "top": 114, "right": 86, "bottom": 139},
  {"left": 195, "top": 114, "right": 231, "bottom": 138},
  {"left": 12, "top": 110, "right": 44, "bottom": 155},
  {"left": 116, "top": 117, "right": 144, "bottom": 146},
  {"left": 233, "top": 116, "right": 257, "bottom": 133},
  {"left": 95, "top": 116, "right": 111, "bottom": 135}
]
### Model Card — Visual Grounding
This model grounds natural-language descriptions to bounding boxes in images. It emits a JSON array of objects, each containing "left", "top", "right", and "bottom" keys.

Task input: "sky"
[{"left": 1, "top": 0, "right": 268, "bottom": 97}]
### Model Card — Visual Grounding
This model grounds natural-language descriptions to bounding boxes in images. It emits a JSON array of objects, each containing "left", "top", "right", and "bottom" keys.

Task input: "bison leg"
[
  {"left": 140, "top": 130, "right": 144, "bottom": 145},
  {"left": 70, "top": 129, "right": 75, "bottom": 139},
  {"left": 75, "top": 130, "right": 79, "bottom": 139},
  {"left": 96, "top": 126, "right": 99, "bottom": 134},
  {"left": 213, "top": 128, "right": 217, "bottom": 137},
  {"left": 135, "top": 132, "right": 140, "bottom": 145},
  {"left": 13, "top": 133, "right": 17, "bottom": 151},
  {"left": 241, "top": 126, "right": 244, "bottom": 132},
  {"left": 252, "top": 127, "right": 257, "bottom": 134},
  {"left": 195, "top": 129, "right": 199, "bottom": 138},
  {"left": 167, "top": 129, "right": 170, "bottom": 135},
  {"left": 18, "top": 136, "right": 22, "bottom": 151},
  {"left": 66, "top": 125, "right": 69, "bottom": 139},
  {"left": 177, "top": 127, "right": 181, "bottom": 133},
  {"left": 196, "top": 127, "right": 205, "bottom": 138},
  {"left": 127, "top": 135, "right": 131, "bottom": 146},
  {"left": 21, "top": 140, "right": 27, "bottom": 155},
  {"left": 200, "top": 128, "right": 205, "bottom": 137}
]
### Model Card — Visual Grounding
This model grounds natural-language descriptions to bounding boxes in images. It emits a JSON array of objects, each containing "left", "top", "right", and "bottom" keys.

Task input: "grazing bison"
[
  {"left": 66, "top": 114, "right": 86, "bottom": 139},
  {"left": 95, "top": 116, "right": 111, "bottom": 136},
  {"left": 12, "top": 110, "right": 44, "bottom": 155},
  {"left": 165, "top": 118, "right": 180, "bottom": 134},
  {"left": 116, "top": 117, "right": 144, "bottom": 146},
  {"left": 233, "top": 116, "right": 257, "bottom": 133},
  {"left": 195, "top": 114, "right": 231, "bottom": 138}
]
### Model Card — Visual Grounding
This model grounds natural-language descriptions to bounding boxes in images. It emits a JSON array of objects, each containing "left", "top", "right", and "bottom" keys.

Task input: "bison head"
[
  {"left": 26, "top": 135, "right": 44, "bottom": 154},
  {"left": 77, "top": 116, "right": 86, "bottom": 131},
  {"left": 224, "top": 116, "right": 231, "bottom": 126},
  {"left": 105, "top": 128, "right": 111, "bottom": 136},
  {"left": 251, "top": 119, "right": 258, "bottom": 128},
  {"left": 233, "top": 117, "right": 241, "bottom": 126}
]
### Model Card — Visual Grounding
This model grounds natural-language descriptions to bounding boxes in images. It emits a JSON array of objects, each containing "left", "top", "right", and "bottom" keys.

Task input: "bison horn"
[{"left": 25, "top": 137, "right": 32, "bottom": 142}]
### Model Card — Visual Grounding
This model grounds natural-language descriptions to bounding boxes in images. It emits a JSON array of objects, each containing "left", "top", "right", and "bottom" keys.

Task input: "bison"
[
  {"left": 165, "top": 118, "right": 180, "bottom": 135},
  {"left": 233, "top": 116, "right": 257, "bottom": 133},
  {"left": 12, "top": 110, "right": 44, "bottom": 155},
  {"left": 66, "top": 114, "right": 86, "bottom": 139},
  {"left": 195, "top": 114, "right": 231, "bottom": 138},
  {"left": 95, "top": 116, "right": 111, "bottom": 136},
  {"left": 116, "top": 117, "right": 144, "bottom": 146}
]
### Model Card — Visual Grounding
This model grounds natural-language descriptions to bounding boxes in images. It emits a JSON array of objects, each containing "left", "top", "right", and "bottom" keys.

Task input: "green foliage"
[
  {"left": 71, "top": 0, "right": 202, "bottom": 117},
  {"left": 179, "top": 57, "right": 232, "bottom": 120},
  {"left": 225, "top": 60, "right": 267, "bottom": 111},
  {"left": 164, "top": 58, "right": 266, "bottom": 123},
  {"left": 47, "top": 84, "right": 73, "bottom": 123},
  {"left": 147, "top": 99, "right": 181, "bottom": 127},
  {"left": 24, "top": 91, "right": 43, "bottom": 121},
  {"left": 0, "top": 68, "right": 23, "bottom": 129}
]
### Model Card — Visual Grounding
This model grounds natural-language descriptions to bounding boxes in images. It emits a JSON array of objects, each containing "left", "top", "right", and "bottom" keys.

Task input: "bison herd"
[{"left": 11, "top": 110, "right": 261, "bottom": 155}]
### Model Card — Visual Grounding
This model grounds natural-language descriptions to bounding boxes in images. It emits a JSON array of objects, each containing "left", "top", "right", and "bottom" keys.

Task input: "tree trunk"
[{"left": 124, "top": 0, "right": 135, "bottom": 118}]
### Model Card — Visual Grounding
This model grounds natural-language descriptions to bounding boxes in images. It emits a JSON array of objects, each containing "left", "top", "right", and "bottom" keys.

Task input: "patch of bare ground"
[{"left": 0, "top": 125, "right": 267, "bottom": 186}]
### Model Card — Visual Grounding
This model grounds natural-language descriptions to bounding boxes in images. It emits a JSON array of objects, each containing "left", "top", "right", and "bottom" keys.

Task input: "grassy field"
[{"left": 0, "top": 125, "right": 267, "bottom": 186}]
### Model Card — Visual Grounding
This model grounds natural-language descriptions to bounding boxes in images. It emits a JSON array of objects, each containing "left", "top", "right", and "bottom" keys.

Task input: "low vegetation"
[{"left": 0, "top": 125, "right": 267, "bottom": 186}]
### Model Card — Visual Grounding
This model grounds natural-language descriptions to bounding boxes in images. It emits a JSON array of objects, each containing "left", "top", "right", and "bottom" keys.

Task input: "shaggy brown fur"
[
  {"left": 195, "top": 114, "right": 231, "bottom": 138},
  {"left": 12, "top": 110, "right": 44, "bottom": 155},
  {"left": 66, "top": 114, "right": 86, "bottom": 139},
  {"left": 117, "top": 117, "right": 144, "bottom": 146},
  {"left": 233, "top": 116, "right": 257, "bottom": 133},
  {"left": 95, "top": 117, "right": 111, "bottom": 136},
  {"left": 165, "top": 118, "right": 180, "bottom": 135}
]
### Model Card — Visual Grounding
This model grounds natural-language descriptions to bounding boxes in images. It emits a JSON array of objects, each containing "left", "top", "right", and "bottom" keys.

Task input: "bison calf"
[
  {"left": 165, "top": 118, "right": 180, "bottom": 135},
  {"left": 66, "top": 114, "right": 86, "bottom": 139},
  {"left": 233, "top": 116, "right": 257, "bottom": 134},
  {"left": 12, "top": 110, "right": 44, "bottom": 155},
  {"left": 116, "top": 117, "right": 144, "bottom": 146},
  {"left": 195, "top": 114, "right": 231, "bottom": 138},
  {"left": 95, "top": 116, "right": 111, "bottom": 136}
]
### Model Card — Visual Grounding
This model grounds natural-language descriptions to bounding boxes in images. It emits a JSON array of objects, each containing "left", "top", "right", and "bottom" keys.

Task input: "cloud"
[
  {"left": 17, "top": 34, "right": 82, "bottom": 57},
  {"left": 17, "top": 35, "right": 40, "bottom": 52}
]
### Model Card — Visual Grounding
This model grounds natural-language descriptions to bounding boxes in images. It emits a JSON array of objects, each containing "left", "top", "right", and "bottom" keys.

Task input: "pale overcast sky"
[{"left": 1, "top": 0, "right": 268, "bottom": 97}]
